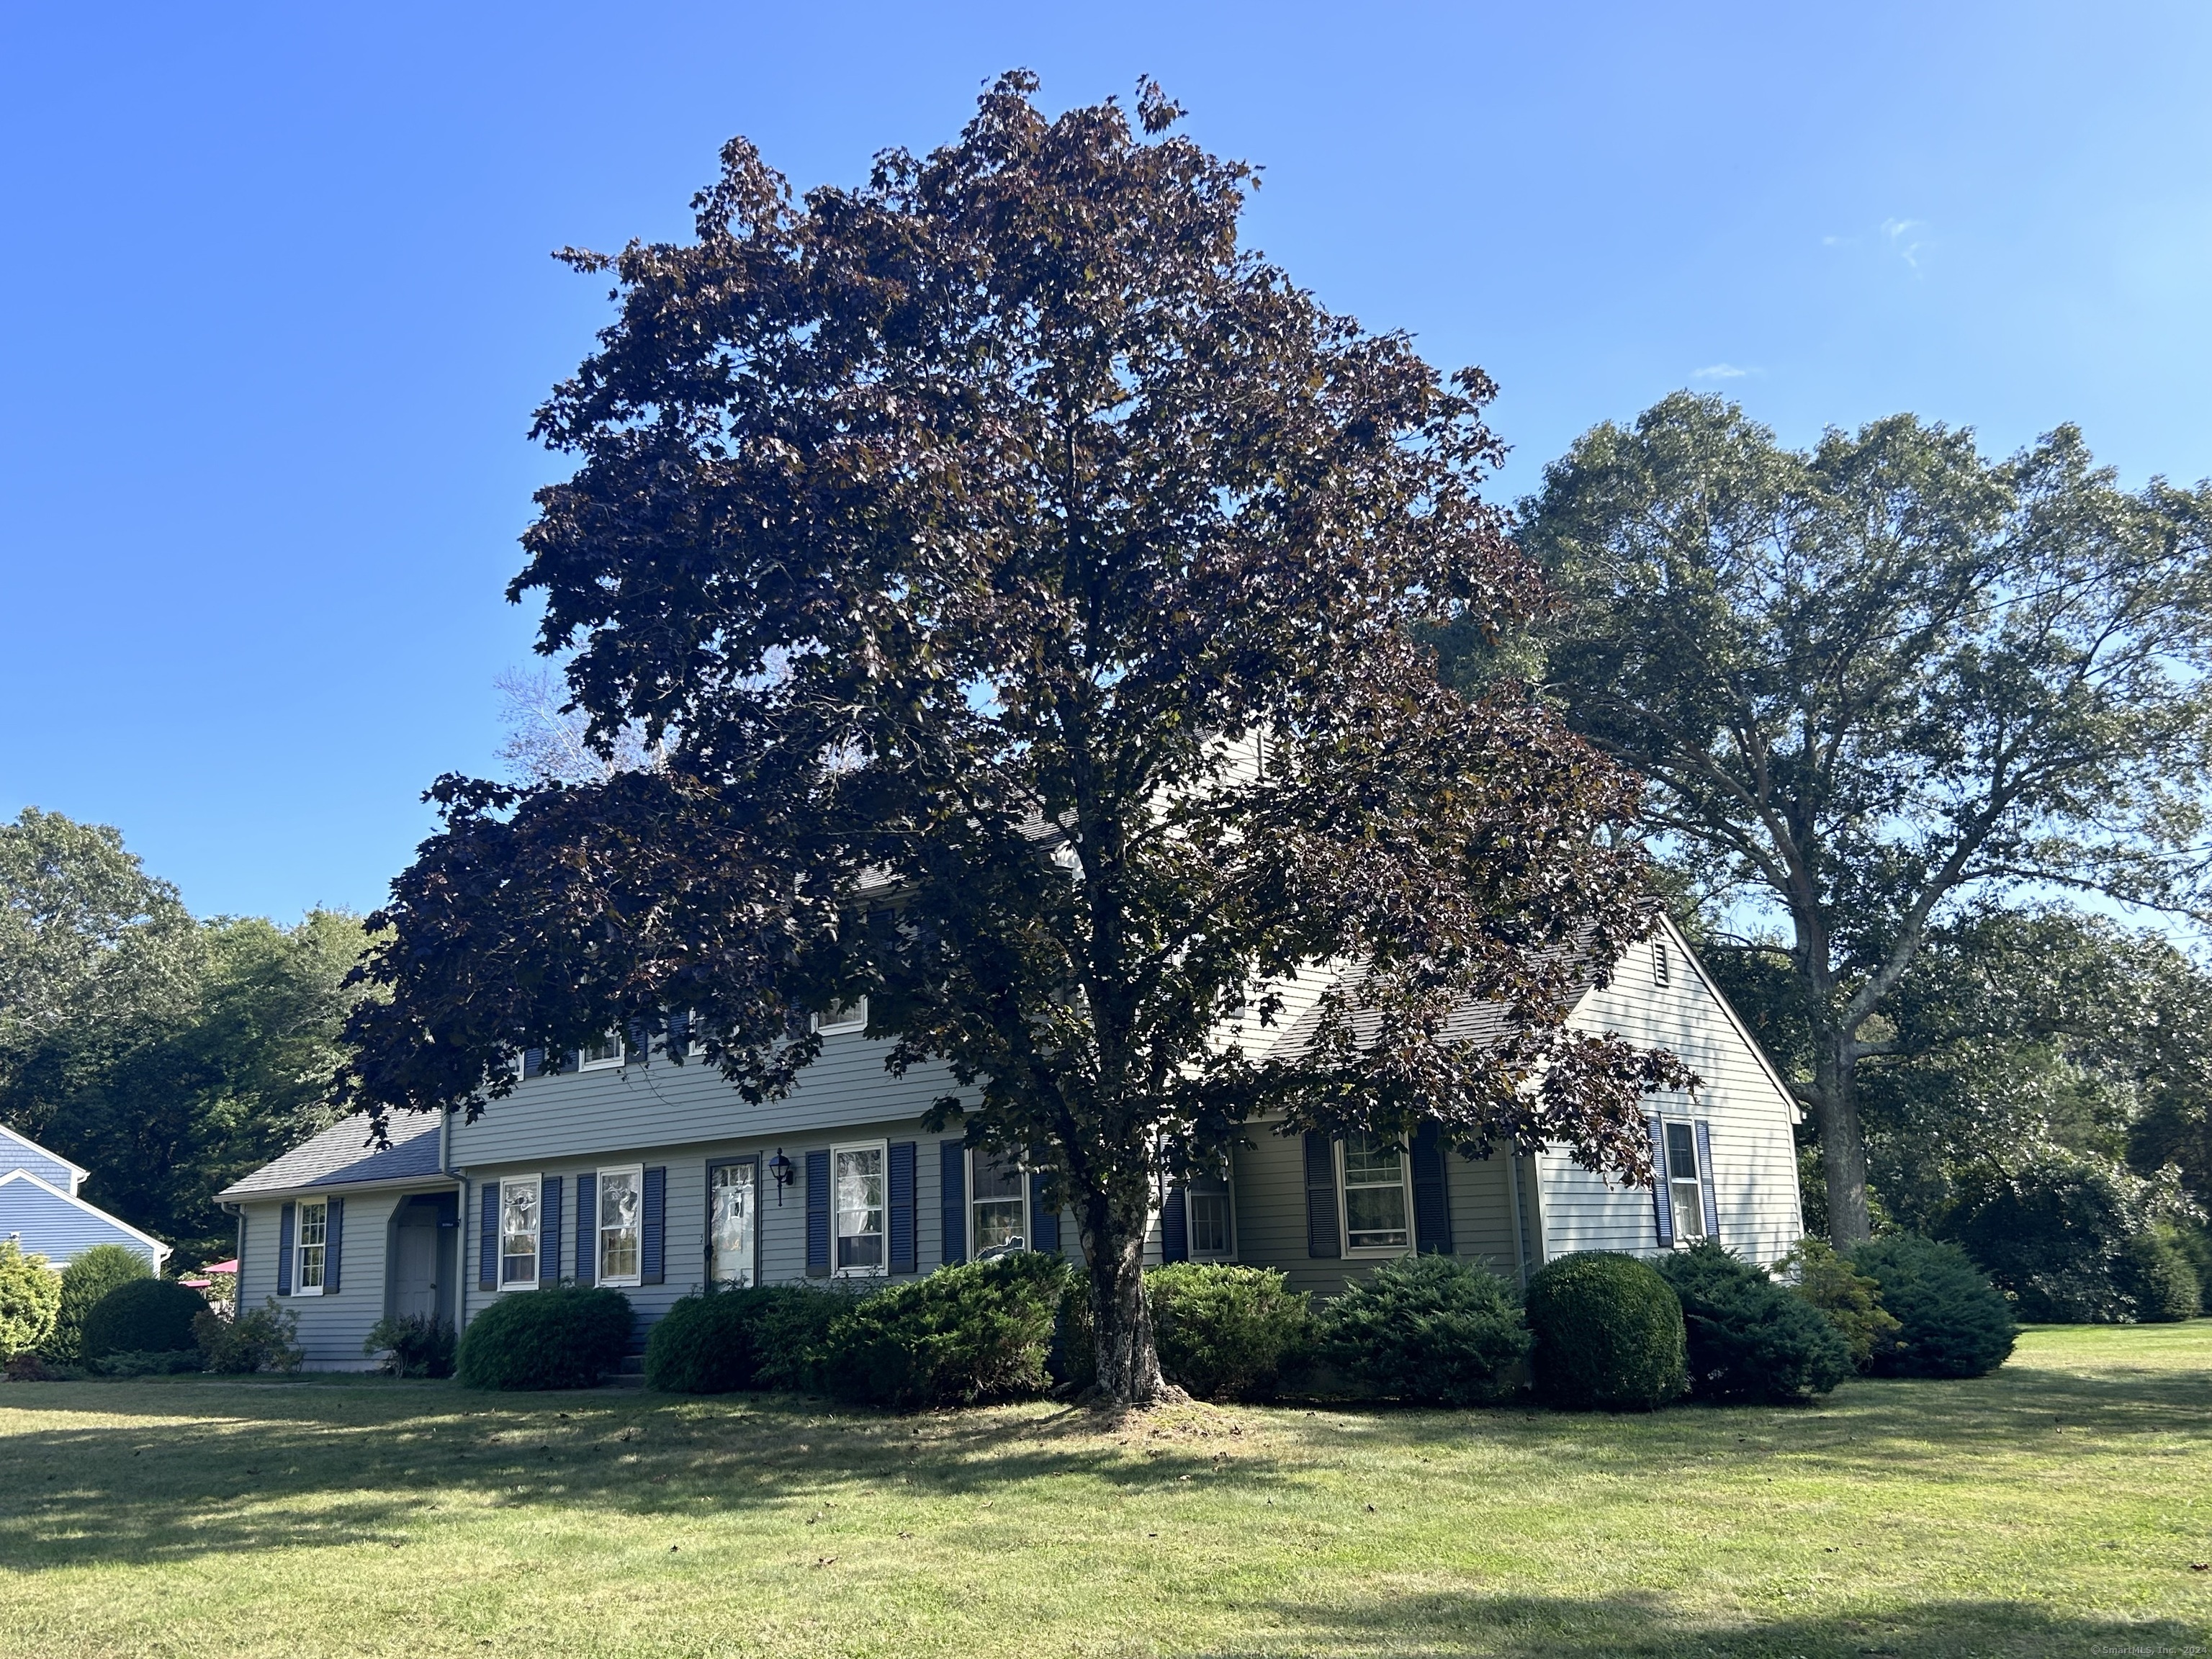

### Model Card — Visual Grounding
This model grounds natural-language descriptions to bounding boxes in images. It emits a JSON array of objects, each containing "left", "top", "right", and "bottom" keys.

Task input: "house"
[
  {"left": 217, "top": 916, "right": 1805, "bottom": 1370},
  {"left": 0, "top": 1122, "right": 171, "bottom": 1272}
]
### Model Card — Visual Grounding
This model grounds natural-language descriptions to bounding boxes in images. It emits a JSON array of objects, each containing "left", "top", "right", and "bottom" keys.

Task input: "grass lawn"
[{"left": 3, "top": 1325, "right": 2209, "bottom": 1658}]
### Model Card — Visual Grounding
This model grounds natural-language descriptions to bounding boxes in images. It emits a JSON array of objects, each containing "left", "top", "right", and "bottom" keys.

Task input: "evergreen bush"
[
  {"left": 46, "top": 1244, "right": 150, "bottom": 1362},
  {"left": 749, "top": 1284, "right": 860, "bottom": 1392},
  {"left": 1656, "top": 1241, "right": 1853, "bottom": 1404},
  {"left": 1848, "top": 1235, "right": 2015, "bottom": 1377},
  {"left": 1148, "top": 1263, "right": 1314, "bottom": 1402},
  {"left": 456, "top": 1285, "right": 634, "bottom": 1390},
  {"left": 1048, "top": 1267, "right": 1095, "bottom": 1394},
  {"left": 1315, "top": 1254, "right": 1529, "bottom": 1406},
  {"left": 1524, "top": 1252, "right": 1687, "bottom": 1411},
  {"left": 0, "top": 1240, "right": 62, "bottom": 1359},
  {"left": 80, "top": 1276, "right": 205, "bottom": 1361},
  {"left": 1951, "top": 1151, "right": 2193, "bottom": 1323},
  {"left": 198, "top": 1298, "right": 303, "bottom": 1374},
  {"left": 364, "top": 1313, "right": 457, "bottom": 1377},
  {"left": 816, "top": 1252, "right": 1069, "bottom": 1409},
  {"left": 1774, "top": 1237, "right": 1902, "bottom": 1370},
  {"left": 644, "top": 1287, "right": 760, "bottom": 1393},
  {"left": 2118, "top": 1228, "right": 2200, "bottom": 1323}
]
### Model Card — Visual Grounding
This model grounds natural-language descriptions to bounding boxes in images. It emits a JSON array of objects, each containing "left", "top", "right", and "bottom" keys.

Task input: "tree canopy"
[
  {"left": 1509, "top": 392, "right": 2212, "bottom": 1244},
  {"left": 0, "top": 808, "right": 369, "bottom": 1264},
  {"left": 345, "top": 74, "right": 1688, "bottom": 1404}
]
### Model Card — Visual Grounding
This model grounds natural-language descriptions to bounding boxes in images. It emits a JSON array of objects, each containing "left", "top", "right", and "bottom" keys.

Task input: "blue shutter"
[
  {"left": 1649, "top": 1117, "right": 1674, "bottom": 1248},
  {"left": 325, "top": 1196, "right": 345, "bottom": 1292},
  {"left": 940, "top": 1141, "right": 967, "bottom": 1265},
  {"left": 1303, "top": 1133, "right": 1340, "bottom": 1259},
  {"left": 666, "top": 1010, "right": 689, "bottom": 1061},
  {"left": 1411, "top": 1122, "right": 1452, "bottom": 1254},
  {"left": 523, "top": 1048, "right": 544, "bottom": 1079},
  {"left": 888, "top": 1141, "right": 917, "bottom": 1274},
  {"left": 235, "top": 1212, "right": 247, "bottom": 1306},
  {"left": 1694, "top": 1120, "right": 1720, "bottom": 1241},
  {"left": 641, "top": 1166, "right": 666, "bottom": 1285},
  {"left": 575, "top": 1174, "right": 597, "bottom": 1286},
  {"left": 1160, "top": 1176, "right": 1189, "bottom": 1264},
  {"left": 1029, "top": 1171, "right": 1061, "bottom": 1254},
  {"left": 480, "top": 1181, "right": 500, "bottom": 1289},
  {"left": 805, "top": 1151, "right": 831, "bottom": 1276},
  {"left": 540, "top": 1177, "right": 563, "bottom": 1284},
  {"left": 276, "top": 1202, "right": 295, "bottom": 1295}
]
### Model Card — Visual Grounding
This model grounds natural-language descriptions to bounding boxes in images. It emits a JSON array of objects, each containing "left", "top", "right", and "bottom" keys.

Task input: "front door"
[{"left": 394, "top": 1217, "right": 439, "bottom": 1320}]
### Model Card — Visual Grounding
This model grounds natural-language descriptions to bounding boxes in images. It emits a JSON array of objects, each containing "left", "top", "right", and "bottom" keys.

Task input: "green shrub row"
[{"left": 461, "top": 1233, "right": 2018, "bottom": 1413}]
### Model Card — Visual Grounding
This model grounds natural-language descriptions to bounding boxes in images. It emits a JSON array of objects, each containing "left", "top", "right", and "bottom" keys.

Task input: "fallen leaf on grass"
[{"left": 813, "top": 1555, "right": 837, "bottom": 1568}]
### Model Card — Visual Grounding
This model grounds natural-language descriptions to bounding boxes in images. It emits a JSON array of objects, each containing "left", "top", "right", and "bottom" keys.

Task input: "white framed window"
[
  {"left": 1664, "top": 1121, "right": 1707, "bottom": 1241},
  {"left": 1653, "top": 940, "right": 1671, "bottom": 989},
  {"left": 709, "top": 1161, "right": 756, "bottom": 1287},
  {"left": 814, "top": 997, "right": 868, "bottom": 1036},
  {"left": 295, "top": 1197, "right": 328, "bottom": 1295},
  {"left": 500, "top": 1177, "right": 541, "bottom": 1287},
  {"left": 970, "top": 1150, "right": 1028, "bottom": 1257},
  {"left": 579, "top": 1031, "right": 625, "bottom": 1071},
  {"left": 832, "top": 1141, "right": 886, "bottom": 1274},
  {"left": 1186, "top": 1171, "right": 1236, "bottom": 1260},
  {"left": 597, "top": 1164, "right": 644, "bottom": 1285},
  {"left": 1339, "top": 1133, "right": 1412, "bottom": 1254}
]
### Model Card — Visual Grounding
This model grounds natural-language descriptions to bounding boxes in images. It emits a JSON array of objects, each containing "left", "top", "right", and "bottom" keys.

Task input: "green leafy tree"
[
  {"left": 1511, "top": 393, "right": 2212, "bottom": 1244},
  {"left": 343, "top": 75, "right": 1691, "bottom": 1405},
  {"left": 1, "top": 810, "right": 370, "bottom": 1262}
]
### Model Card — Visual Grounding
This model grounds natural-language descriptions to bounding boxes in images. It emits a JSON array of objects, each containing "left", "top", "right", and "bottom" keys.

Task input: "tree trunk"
[
  {"left": 1081, "top": 1198, "right": 1169, "bottom": 1406},
  {"left": 1809, "top": 1030, "right": 1874, "bottom": 1246}
]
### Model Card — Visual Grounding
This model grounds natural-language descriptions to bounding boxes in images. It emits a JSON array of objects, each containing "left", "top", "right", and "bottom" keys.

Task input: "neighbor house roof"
[
  {"left": 0, "top": 1121, "right": 90, "bottom": 1195},
  {"left": 215, "top": 1110, "right": 449, "bottom": 1202},
  {"left": 0, "top": 1169, "right": 171, "bottom": 1264}
]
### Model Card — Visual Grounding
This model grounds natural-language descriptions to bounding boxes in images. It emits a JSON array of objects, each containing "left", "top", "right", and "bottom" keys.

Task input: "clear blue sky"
[{"left": 4, "top": 2, "right": 2209, "bottom": 922}]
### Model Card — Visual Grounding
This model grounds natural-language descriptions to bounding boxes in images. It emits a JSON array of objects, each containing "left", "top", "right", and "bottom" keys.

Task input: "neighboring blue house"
[
  {"left": 220, "top": 918, "right": 1809, "bottom": 1371},
  {"left": 0, "top": 1122, "right": 171, "bottom": 1271}
]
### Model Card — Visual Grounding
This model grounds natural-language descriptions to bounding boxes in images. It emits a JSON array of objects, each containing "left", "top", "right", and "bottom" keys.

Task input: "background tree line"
[{"left": 0, "top": 809, "right": 367, "bottom": 1267}]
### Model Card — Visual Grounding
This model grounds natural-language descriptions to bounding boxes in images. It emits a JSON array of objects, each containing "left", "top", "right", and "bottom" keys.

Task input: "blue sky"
[{"left": 4, "top": 2, "right": 2209, "bottom": 922}]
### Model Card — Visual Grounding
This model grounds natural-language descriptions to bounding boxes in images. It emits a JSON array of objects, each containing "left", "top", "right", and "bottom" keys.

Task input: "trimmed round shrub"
[
  {"left": 47, "top": 1244, "right": 150, "bottom": 1362},
  {"left": 1656, "top": 1241, "right": 1853, "bottom": 1404},
  {"left": 1848, "top": 1236, "right": 2015, "bottom": 1378},
  {"left": 645, "top": 1288, "right": 760, "bottom": 1393},
  {"left": 1316, "top": 1254, "right": 1529, "bottom": 1406},
  {"left": 1525, "top": 1252, "right": 1687, "bottom": 1411},
  {"left": 0, "top": 1240, "right": 62, "bottom": 1359},
  {"left": 1148, "top": 1263, "right": 1314, "bottom": 1402},
  {"left": 80, "top": 1276, "right": 205, "bottom": 1361},
  {"left": 817, "top": 1251, "right": 1069, "bottom": 1409},
  {"left": 457, "top": 1285, "right": 633, "bottom": 1390},
  {"left": 1775, "top": 1237, "right": 1902, "bottom": 1371},
  {"left": 2118, "top": 1229, "right": 2200, "bottom": 1323}
]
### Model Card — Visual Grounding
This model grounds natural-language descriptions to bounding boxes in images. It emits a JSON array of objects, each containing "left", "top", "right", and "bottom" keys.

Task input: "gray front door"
[{"left": 394, "top": 1218, "right": 439, "bottom": 1321}]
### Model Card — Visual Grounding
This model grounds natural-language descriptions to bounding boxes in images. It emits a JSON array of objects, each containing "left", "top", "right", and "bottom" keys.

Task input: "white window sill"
[
  {"left": 498, "top": 1279, "right": 541, "bottom": 1292},
  {"left": 292, "top": 1285, "right": 324, "bottom": 1298},
  {"left": 1345, "top": 1244, "right": 1413, "bottom": 1259}
]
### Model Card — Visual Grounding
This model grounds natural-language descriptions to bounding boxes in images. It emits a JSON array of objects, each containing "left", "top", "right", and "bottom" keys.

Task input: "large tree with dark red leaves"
[{"left": 343, "top": 74, "right": 1689, "bottom": 1405}]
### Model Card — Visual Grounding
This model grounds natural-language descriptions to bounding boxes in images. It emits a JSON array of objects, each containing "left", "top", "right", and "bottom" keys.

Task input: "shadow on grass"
[
  {"left": 0, "top": 1380, "right": 1284, "bottom": 1567},
  {"left": 6, "top": 1331, "right": 2209, "bottom": 1574},
  {"left": 1225, "top": 1592, "right": 2205, "bottom": 1658}
]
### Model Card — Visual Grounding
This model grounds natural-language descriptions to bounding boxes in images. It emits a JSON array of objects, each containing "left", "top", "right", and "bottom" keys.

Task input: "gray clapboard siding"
[
  {"left": 453, "top": 1115, "right": 1082, "bottom": 1339},
  {"left": 451, "top": 1033, "right": 968, "bottom": 1168},
  {"left": 1537, "top": 922, "right": 1805, "bottom": 1267},
  {"left": 240, "top": 1192, "right": 412, "bottom": 1370}
]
